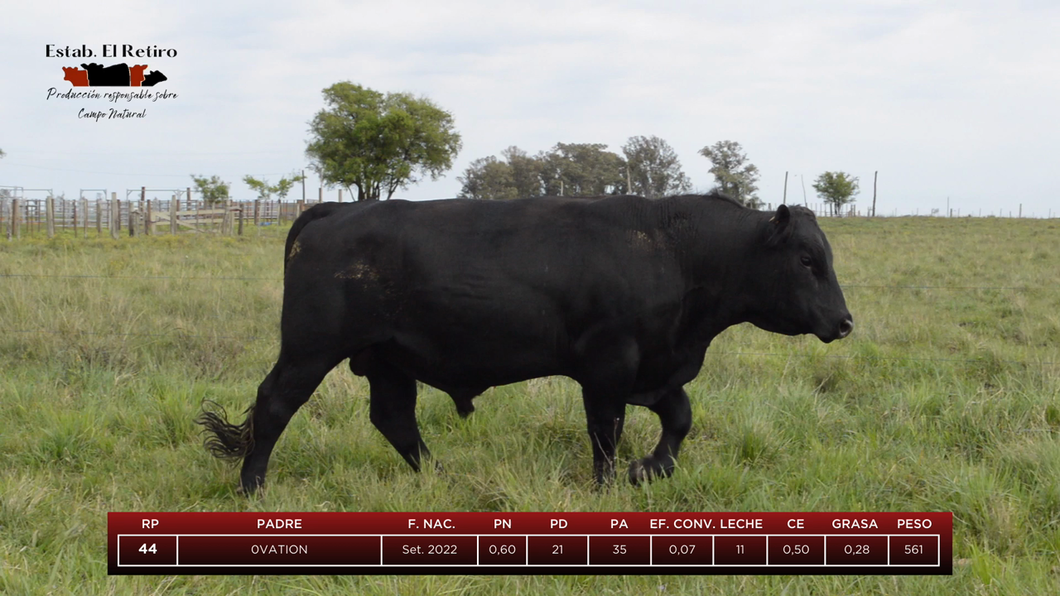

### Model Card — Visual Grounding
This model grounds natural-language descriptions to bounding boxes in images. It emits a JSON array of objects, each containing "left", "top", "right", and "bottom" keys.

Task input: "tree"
[
  {"left": 457, "top": 156, "right": 517, "bottom": 200},
  {"left": 305, "top": 82, "right": 462, "bottom": 201},
  {"left": 622, "top": 135, "right": 692, "bottom": 199},
  {"left": 243, "top": 172, "right": 306, "bottom": 201},
  {"left": 698, "top": 140, "right": 761, "bottom": 208},
  {"left": 0, "top": 148, "right": 5, "bottom": 159},
  {"left": 500, "top": 146, "right": 545, "bottom": 198},
  {"left": 190, "top": 174, "right": 230, "bottom": 207},
  {"left": 458, "top": 143, "right": 627, "bottom": 200},
  {"left": 812, "top": 171, "right": 859, "bottom": 216},
  {"left": 538, "top": 143, "right": 626, "bottom": 196}
]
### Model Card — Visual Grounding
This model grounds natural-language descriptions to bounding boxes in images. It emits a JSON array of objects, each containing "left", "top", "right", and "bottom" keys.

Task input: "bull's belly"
[
  {"left": 365, "top": 328, "right": 704, "bottom": 397},
  {"left": 373, "top": 332, "right": 568, "bottom": 389}
]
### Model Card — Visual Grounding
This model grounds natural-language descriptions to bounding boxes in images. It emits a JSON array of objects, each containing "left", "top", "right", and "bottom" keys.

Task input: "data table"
[{"left": 109, "top": 512, "right": 951, "bottom": 575}]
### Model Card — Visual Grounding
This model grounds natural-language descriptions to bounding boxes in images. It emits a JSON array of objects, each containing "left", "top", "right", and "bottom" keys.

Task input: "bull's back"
[{"left": 323, "top": 197, "right": 679, "bottom": 318}]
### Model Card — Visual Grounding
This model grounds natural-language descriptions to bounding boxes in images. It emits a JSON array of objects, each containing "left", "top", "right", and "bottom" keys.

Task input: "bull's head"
[{"left": 747, "top": 204, "right": 853, "bottom": 343}]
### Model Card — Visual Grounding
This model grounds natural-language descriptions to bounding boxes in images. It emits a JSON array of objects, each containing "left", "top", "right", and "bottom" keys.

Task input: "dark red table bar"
[{"left": 109, "top": 512, "right": 951, "bottom": 575}]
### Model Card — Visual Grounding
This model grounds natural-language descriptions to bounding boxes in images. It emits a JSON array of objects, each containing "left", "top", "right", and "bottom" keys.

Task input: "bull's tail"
[
  {"left": 195, "top": 400, "right": 254, "bottom": 461},
  {"left": 284, "top": 201, "right": 351, "bottom": 271}
]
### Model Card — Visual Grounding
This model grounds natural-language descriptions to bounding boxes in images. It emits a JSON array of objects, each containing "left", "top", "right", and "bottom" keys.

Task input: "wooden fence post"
[
  {"left": 138, "top": 186, "right": 146, "bottom": 237},
  {"left": 11, "top": 199, "right": 19, "bottom": 240},
  {"left": 46, "top": 197, "right": 55, "bottom": 238},
  {"left": 96, "top": 200, "right": 102, "bottom": 237},
  {"left": 238, "top": 204, "right": 244, "bottom": 236},
  {"left": 146, "top": 200, "right": 153, "bottom": 236},
  {"left": 111, "top": 198, "right": 119, "bottom": 239},
  {"left": 871, "top": 171, "right": 878, "bottom": 217},
  {"left": 222, "top": 200, "right": 231, "bottom": 235},
  {"left": 253, "top": 199, "right": 260, "bottom": 228},
  {"left": 170, "top": 197, "right": 178, "bottom": 235}
]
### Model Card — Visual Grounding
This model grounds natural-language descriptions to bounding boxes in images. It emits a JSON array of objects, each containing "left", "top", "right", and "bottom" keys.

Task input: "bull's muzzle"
[{"left": 837, "top": 316, "right": 854, "bottom": 339}]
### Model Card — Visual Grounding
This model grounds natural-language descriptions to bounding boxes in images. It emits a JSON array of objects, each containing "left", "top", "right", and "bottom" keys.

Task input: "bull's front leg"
[
  {"left": 627, "top": 386, "right": 692, "bottom": 484},
  {"left": 581, "top": 388, "right": 628, "bottom": 484}
]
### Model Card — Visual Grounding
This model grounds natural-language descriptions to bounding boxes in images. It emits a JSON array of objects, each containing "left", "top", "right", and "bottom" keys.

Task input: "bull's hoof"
[
  {"left": 628, "top": 456, "right": 673, "bottom": 485},
  {"left": 238, "top": 475, "right": 264, "bottom": 496}
]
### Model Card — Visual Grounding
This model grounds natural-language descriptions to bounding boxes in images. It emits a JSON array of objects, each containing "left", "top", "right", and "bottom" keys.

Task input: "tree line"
[
  {"left": 15, "top": 81, "right": 855, "bottom": 213},
  {"left": 454, "top": 137, "right": 768, "bottom": 207},
  {"left": 458, "top": 139, "right": 678, "bottom": 201},
  {"left": 297, "top": 82, "right": 859, "bottom": 212}
]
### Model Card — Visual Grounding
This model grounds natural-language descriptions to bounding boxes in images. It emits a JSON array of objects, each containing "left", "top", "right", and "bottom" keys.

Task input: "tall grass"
[{"left": 1, "top": 216, "right": 1058, "bottom": 594}]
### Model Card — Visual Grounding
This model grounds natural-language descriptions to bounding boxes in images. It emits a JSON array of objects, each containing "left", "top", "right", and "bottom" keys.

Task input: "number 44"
[{"left": 139, "top": 543, "right": 157, "bottom": 555}]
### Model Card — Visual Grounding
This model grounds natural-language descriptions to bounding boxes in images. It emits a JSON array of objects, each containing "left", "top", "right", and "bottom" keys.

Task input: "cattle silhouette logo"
[{"left": 62, "top": 63, "right": 167, "bottom": 87}]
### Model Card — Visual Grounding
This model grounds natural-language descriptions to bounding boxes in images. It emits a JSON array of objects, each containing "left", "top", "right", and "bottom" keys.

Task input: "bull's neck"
[{"left": 664, "top": 197, "right": 766, "bottom": 341}]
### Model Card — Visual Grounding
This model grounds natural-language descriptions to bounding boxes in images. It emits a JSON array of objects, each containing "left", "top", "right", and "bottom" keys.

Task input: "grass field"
[{"left": 1, "top": 215, "right": 1058, "bottom": 594}]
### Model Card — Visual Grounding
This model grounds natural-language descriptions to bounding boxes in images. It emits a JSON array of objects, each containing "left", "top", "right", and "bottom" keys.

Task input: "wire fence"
[
  {"left": 1, "top": 192, "right": 1054, "bottom": 241},
  {"left": 0, "top": 273, "right": 1050, "bottom": 291},
  {"left": 762, "top": 203, "right": 1052, "bottom": 219},
  {"left": 5, "top": 327, "right": 1056, "bottom": 368},
  {"left": 2, "top": 273, "right": 1055, "bottom": 368}
]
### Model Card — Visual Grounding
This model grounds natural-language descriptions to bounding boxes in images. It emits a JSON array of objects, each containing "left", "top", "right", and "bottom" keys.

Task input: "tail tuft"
[{"left": 195, "top": 400, "right": 254, "bottom": 461}]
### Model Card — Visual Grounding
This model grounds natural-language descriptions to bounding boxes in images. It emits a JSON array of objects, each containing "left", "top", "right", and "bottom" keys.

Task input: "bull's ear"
[
  {"left": 766, "top": 204, "right": 793, "bottom": 246},
  {"left": 771, "top": 204, "right": 791, "bottom": 227}
]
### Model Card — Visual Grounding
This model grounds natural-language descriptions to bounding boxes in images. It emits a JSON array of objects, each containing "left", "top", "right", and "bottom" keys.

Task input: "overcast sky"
[{"left": 2, "top": 0, "right": 1058, "bottom": 217}]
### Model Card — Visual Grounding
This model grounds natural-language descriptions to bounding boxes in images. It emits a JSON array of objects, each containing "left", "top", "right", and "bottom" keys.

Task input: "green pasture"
[{"left": 0, "top": 215, "right": 1058, "bottom": 594}]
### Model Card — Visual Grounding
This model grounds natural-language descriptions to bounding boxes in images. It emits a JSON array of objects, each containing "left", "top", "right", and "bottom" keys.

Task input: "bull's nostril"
[{"left": 838, "top": 318, "right": 854, "bottom": 338}]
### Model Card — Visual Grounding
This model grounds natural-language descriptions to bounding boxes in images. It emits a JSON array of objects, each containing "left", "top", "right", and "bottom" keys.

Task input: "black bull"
[{"left": 197, "top": 193, "right": 853, "bottom": 493}]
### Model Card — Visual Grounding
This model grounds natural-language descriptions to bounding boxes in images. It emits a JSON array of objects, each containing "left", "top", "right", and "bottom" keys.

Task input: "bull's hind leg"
[
  {"left": 367, "top": 360, "right": 430, "bottom": 471},
  {"left": 198, "top": 351, "right": 339, "bottom": 494},
  {"left": 627, "top": 387, "right": 692, "bottom": 485}
]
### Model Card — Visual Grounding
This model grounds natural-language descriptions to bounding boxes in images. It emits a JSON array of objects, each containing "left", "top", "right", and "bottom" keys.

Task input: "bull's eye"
[{"left": 800, "top": 255, "right": 813, "bottom": 268}]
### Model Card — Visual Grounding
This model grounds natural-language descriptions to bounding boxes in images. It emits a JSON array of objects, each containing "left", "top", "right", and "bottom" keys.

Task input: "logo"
[
  {"left": 45, "top": 44, "right": 178, "bottom": 121},
  {"left": 62, "top": 63, "right": 168, "bottom": 87}
]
